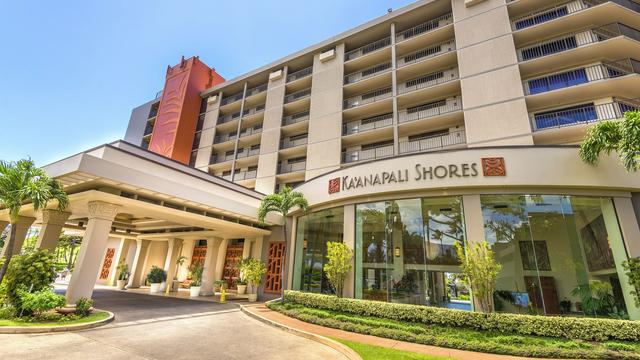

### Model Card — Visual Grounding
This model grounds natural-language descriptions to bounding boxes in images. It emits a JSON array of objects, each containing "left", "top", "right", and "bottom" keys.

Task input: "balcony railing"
[
  {"left": 396, "top": 13, "right": 454, "bottom": 42},
  {"left": 233, "top": 170, "right": 257, "bottom": 181},
  {"left": 397, "top": 39, "right": 456, "bottom": 68},
  {"left": 282, "top": 110, "right": 310, "bottom": 126},
  {"left": 344, "top": 62, "right": 392, "bottom": 84},
  {"left": 530, "top": 98, "right": 640, "bottom": 131},
  {"left": 213, "top": 132, "right": 238, "bottom": 144},
  {"left": 239, "top": 125, "right": 263, "bottom": 138},
  {"left": 246, "top": 83, "right": 268, "bottom": 97},
  {"left": 218, "top": 111, "right": 241, "bottom": 124},
  {"left": 278, "top": 161, "right": 306, "bottom": 174},
  {"left": 517, "top": 23, "right": 640, "bottom": 62},
  {"left": 280, "top": 136, "right": 308, "bottom": 149},
  {"left": 343, "top": 113, "right": 393, "bottom": 135},
  {"left": 210, "top": 153, "right": 235, "bottom": 164},
  {"left": 242, "top": 104, "right": 265, "bottom": 117},
  {"left": 220, "top": 92, "right": 244, "bottom": 106},
  {"left": 343, "top": 87, "right": 393, "bottom": 109},
  {"left": 523, "top": 59, "right": 640, "bottom": 95},
  {"left": 399, "top": 130, "right": 466, "bottom": 154},
  {"left": 398, "top": 97, "right": 462, "bottom": 124},
  {"left": 345, "top": 37, "right": 392, "bottom": 61},
  {"left": 221, "top": 173, "right": 233, "bottom": 181},
  {"left": 286, "top": 66, "right": 313, "bottom": 83},
  {"left": 284, "top": 88, "right": 311, "bottom": 104},
  {"left": 236, "top": 147, "right": 261, "bottom": 159},
  {"left": 342, "top": 144, "right": 394, "bottom": 164},
  {"left": 398, "top": 67, "right": 459, "bottom": 95},
  {"left": 512, "top": 0, "right": 640, "bottom": 31}
]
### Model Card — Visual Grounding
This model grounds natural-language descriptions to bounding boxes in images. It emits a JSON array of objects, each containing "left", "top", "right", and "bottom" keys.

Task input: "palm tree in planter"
[
  {"left": 257, "top": 186, "right": 308, "bottom": 302},
  {"left": 116, "top": 261, "right": 129, "bottom": 290},
  {"left": 189, "top": 262, "right": 204, "bottom": 297},
  {"left": 0, "top": 159, "right": 69, "bottom": 283}
]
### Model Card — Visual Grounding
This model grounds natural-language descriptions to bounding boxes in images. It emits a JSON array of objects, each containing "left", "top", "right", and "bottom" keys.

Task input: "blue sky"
[{"left": 0, "top": 0, "right": 414, "bottom": 165}]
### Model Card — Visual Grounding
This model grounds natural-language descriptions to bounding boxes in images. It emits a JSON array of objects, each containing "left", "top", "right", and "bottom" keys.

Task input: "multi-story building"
[{"left": 4, "top": 0, "right": 640, "bottom": 318}]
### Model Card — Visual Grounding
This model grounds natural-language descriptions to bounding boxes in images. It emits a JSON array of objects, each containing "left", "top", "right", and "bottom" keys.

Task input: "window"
[
  {"left": 405, "top": 72, "right": 444, "bottom": 88},
  {"left": 514, "top": 6, "right": 569, "bottom": 30},
  {"left": 408, "top": 129, "right": 448, "bottom": 142},
  {"left": 407, "top": 99, "right": 446, "bottom": 114},
  {"left": 521, "top": 36, "right": 577, "bottom": 61},
  {"left": 527, "top": 68, "right": 588, "bottom": 94},
  {"left": 533, "top": 103, "right": 597, "bottom": 129},
  {"left": 250, "top": 144, "right": 260, "bottom": 150}
]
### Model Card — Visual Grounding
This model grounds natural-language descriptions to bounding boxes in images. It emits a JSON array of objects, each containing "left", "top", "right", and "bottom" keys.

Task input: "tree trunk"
[
  {"left": 68, "top": 244, "right": 76, "bottom": 269},
  {"left": 0, "top": 224, "right": 17, "bottom": 283}
]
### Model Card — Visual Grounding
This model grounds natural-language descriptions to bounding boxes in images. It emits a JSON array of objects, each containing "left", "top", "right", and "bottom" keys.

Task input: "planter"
[
  {"left": 150, "top": 283, "right": 162, "bottom": 293},
  {"left": 116, "top": 280, "right": 127, "bottom": 290},
  {"left": 237, "top": 284, "right": 247, "bottom": 295},
  {"left": 190, "top": 286, "right": 201, "bottom": 297},
  {"left": 248, "top": 293, "right": 258, "bottom": 302}
]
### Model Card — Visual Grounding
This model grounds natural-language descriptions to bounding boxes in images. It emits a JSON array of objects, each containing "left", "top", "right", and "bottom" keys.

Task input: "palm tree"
[
  {"left": 257, "top": 186, "right": 308, "bottom": 302},
  {"left": 0, "top": 159, "right": 69, "bottom": 283},
  {"left": 579, "top": 110, "right": 640, "bottom": 172}
]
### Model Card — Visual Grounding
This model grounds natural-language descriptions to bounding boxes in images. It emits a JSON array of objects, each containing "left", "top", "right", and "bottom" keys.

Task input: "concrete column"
[
  {"left": 252, "top": 236, "right": 264, "bottom": 260},
  {"left": 613, "top": 197, "right": 640, "bottom": 258},
  {"left": 200, "top": 238, "right": 222, "bottom": 296},
  {"left": 66, "top": 201, "right": 119, "bottom": 304},
  {"left": 0, "top": 216, "right": 35, "bottom": 257},
  {"left": 343, "top": 205, "right": 356, "bottom": 298},
  {"left": 163, "top": 238, "right": 183, "bottom": 292},
  {"left": 178, "top": 239, "right": 196, "bottom": 281},
  {"left": 214, "top": 239, "right": 229, "bottom": 281},
  {"left": 242, "top": 239, "right": 252, "bottom": 259},
  {"left": 128, "top": 239, "right": 151, "bottom": 288},
  {"left": 461, "top": 195, "right": 486, "bottom": 245},
  {"left": 107, "top": 238, "right": 130, "bottom": 286},
  {"left": 35, "top": 210, "right": 71, "bottom": 251}
]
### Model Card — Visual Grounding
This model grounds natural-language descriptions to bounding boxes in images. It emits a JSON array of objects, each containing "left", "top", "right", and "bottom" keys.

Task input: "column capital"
[
  {"left": 87, "top": 201, "right": 120, "bottom": 221},
  {"left": 41, "top": 209, "right": 71, "bottom": 226}
]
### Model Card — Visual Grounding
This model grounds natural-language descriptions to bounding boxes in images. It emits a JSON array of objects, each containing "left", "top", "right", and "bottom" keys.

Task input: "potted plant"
[
  {"left": 146, "top": 266, "right": 167, "bottom": 293},
  {"left": 170, "top": 255, "right": 187, "bottom": 292},
  {"left": 241, "top": 258, "right": 267, "bottom": 302},
  {"left": 236, "top": 278, "right": 248, "bottom": 295},
  {"left": 116, "top": 261, "right": 129, "bottom": 290},
  {"left": 214, "top": 279, "right": 227, "bottom": 293},
  {"left": 189, "top": 262, "right": 203, "bottom": 297}
]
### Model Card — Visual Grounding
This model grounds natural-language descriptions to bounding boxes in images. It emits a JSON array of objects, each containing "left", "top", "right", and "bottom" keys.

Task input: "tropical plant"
[
  {"left": 323, "top": 241, "right": 353, "bottom": 297},
  {"left": 257, "top": 186, "right": 308, "bottom": 301},
  {"left": 0, "top": 159, "right": 69, "bottom": 284},
  {"left": 579, "top": 110, "right": 640, "bottom": 172},
  {"left": 454, "top": 240, "right": 502, "bottom": 313},
  {"left": 240, "top": 258, "right": 267, "bottom": 293},
  {"left": 145, "top": 266, "right": 166, "bottom": 284},
  {"left": 116, "top": 261, "right": 129, "bottom": 281},
  {"left": 572, "top": 281, "right": 617, "bottom": 317},
  {"left": 622, "top": 257, "right": 640, "bottom": 307},
  {"left": 189, "top": 262, "right": 204, "bottom": 287},
  {"left": 74, "top": 297, "right": 93, "bottom": 316},
  {"left": 18, "top": 288, "right": 65, "bottom": 316},
  {"left": 55, "top": 233, "right": 82, "bottom": 269},
  {"left": 4, "top": 249, "right": 57, "bottom": 313}
]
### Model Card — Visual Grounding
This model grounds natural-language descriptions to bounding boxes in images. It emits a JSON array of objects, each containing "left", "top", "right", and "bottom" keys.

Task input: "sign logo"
[
  {"left": 481, "top": 157, "right": 506, "bottom": 177},
  {"left": 328, "top": 178, "right": 341, "bottom": 194}
]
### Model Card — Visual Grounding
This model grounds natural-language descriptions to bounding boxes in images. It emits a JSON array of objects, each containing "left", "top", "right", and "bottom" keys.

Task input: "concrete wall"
[
  {"left": 140, "top": 240, "right": 168, "bottom": 284},
  {"left": 124, "top": 100, "right": 156, "bottom": 146}
]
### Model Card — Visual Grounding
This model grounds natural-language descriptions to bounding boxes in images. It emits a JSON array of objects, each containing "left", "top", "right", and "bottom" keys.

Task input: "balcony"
[
  {"left": 398, "top": 98, "right": 462, "bottom": 124},
  {"left": 284, "top": 88, "right": 311, "bottom": 104},
  {"left": 342, "top": 144, "right": 394, "bottom": 164},
  {"left": 282, "top": 110, "right": 310, "bottom": 126},
  {"left": 235, "top": 147, "right": 261, "bottom": 159},
  {"left": 398, "top": 67, "right": 459, "bottom": 95},
  {"left": 345, "top": 37, "right": 391, "bottom": 62},
  {"left": 396, "top": 12, "right": 454, "bottom": 42},
  {"left": 233, "top": 169, "right": 257, "bottom": 181},
  {"left": 280, "top": 136, "right": 308, "bottom": 149},
  {"left": 286, "top": 67, "right": 313, "bottom": 83},
  {"left": 220, "top": 92, "right": 244, "bottom": 106},
  {"left": 210, "top": 153, "right": 235, "bottom": 164},
  {"left": 143, "top": 122, "right": 154, "bottom": 136},
  {"left": 530, "top": 98, "right": 640, "bottom": 131},
  {"left": 218, "top": 111, "right": 241, "bottom": 124},
  {"left": 221, "top": 173, "right": 233, "bottom": 181},
  {"left": 343, "top": 113, "right": 393, "bottom": 136},
  {"left": 397, "top": 39, "right": 456, "bottom": 68},
  {"left": 399, "top": 130, "right": 466, "bottom": 154},
  {"left": 343, "top": 87, "right": 392, "bottom": 110},
  {"left": 213, "top": 132, "right": 238, "bottom": 144},
  {"left": 246, "top": 83, "right": 267, "bottom": 98},
  {"left": 344, "top": 62, "right": 391, "bottom": 85},
  {"left": 239, "top": 125, "right": 263, "bottom": 138},
  {"left": 278, "top": 161, "right": 306, "bottom": 174},
  {"left": 242, "top": 104, "right": 265, "bottom": 118}
]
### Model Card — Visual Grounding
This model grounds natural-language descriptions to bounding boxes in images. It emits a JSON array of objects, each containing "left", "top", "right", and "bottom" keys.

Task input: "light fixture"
[{"left": 394, "top": 247, "right": 400, "bottom": 257}]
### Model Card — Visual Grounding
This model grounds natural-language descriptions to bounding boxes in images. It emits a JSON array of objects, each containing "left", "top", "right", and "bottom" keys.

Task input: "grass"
[
  {"left": 334, "top": 338, "right": 450, "bottom": 360},
  {"left": 269, "top": 302, "right": 640, "bottom": 359},
  {"left": 0, "top": 311, "right": 110, "bottom": 327}
]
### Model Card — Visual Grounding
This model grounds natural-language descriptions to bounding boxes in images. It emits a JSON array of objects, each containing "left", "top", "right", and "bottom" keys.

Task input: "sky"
[{"left": 0, "top": 0, "right": 415, "bottom": 165}]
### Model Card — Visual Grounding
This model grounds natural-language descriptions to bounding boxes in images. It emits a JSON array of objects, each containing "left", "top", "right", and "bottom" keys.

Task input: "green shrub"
[
  {"left": 283, "top": 291, "right": 640, "bottom": 342},
  {"left": 0, "top": 305, "right": 16, "bottom": 319},
  {"left": 145, "top": 266, "right": 166, "bottom": 284},
  {"left": 75, "top": 297, "right": 93, "bottom": 317},
  {"left": 19, "top": 288, "right": 65, "bottom": 315},
  {"left": 623, "top": 257, "right": 640, "bottom": 307},
  {"left": 4, "top": 250, "right": 57, "bottom": 313}
]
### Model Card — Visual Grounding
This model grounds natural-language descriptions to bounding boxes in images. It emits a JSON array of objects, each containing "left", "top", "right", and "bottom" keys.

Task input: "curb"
[
  {"left": 0, "top": 310, "right": 115, "bottom": 334},
  {"left": 239, "top": 303, "right": 362, "bottom": 360}
]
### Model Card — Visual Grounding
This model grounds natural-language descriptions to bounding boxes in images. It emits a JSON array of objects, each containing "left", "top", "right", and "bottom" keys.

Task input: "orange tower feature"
[{"left": 148, "top": 56, "right": 225, "bottom": 164}]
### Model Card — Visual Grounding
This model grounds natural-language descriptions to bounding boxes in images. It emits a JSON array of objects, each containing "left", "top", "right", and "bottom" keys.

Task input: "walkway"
[{"left": 0, "top": 289, "right": 346, "bottom": 360}]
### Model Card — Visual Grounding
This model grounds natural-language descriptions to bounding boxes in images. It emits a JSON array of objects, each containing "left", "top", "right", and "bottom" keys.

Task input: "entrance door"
[
  {"left": 265, "top": 242, "right": 286, "bottom": 293},
  {"left": 222, "top": 243, "right": 244, "bottom": 290}
]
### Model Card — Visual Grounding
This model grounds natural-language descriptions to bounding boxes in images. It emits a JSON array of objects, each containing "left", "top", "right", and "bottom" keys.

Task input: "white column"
[
  {"left": 66, "top": 201, "right": 119, "bottom": 304},
  {"left": 461, "top": 194, "right": 485, "bottom": 312},
  {"left": 0, "top": 216, "right": 35, "bottom": 257},
  {"left": 252, "top": 236, "right": 264, "bottom": 260},
  {"left": 242, "top": 239, "right": 252, "bottom": 259},
  {"left": 343, "top": 205, "right": 356, "bottom": 298},
  {"left": 214, "top": 239, "right": 229, "bottom": 281},
  {"left": 107, "top": 238, "right": 129, "bottom": 286},
  {"left": 200, "top": 238, "right": 222, "bottom": 296},
  {"left": 177, "top": 239, "right": 195, "bottom": 281},
  {"left": 127, "top": 239, "right": 151, "bottom": 288},
  {"left": 163, "top": 238, "right": 183, "bottom": 292},
  {"left": 35, "top": 210, "right": 71, "bottom": 251}
]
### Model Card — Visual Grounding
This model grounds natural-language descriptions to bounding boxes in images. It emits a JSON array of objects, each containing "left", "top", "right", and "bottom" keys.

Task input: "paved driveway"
[{"left": 0, "top": 289, "right": 345, "bottom": 360}]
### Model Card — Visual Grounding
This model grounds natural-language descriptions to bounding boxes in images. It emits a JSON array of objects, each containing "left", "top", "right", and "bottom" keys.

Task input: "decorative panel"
[
  {"left": 265, "top": 242, "right": 286, "bottom": 293},
  {"left": 99, "top": 248, "right": 116, "bottom": 280}
]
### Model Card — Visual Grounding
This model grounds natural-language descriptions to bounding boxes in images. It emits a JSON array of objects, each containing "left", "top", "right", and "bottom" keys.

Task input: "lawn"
[
  {"left": 269, "top": 302, "right": 640, "bottom": 359},
  {"left": 0, "top": 311, "right": 110, "bottom": 327},
  {"left": 334, "top": 338, "right": 450, "bottom": 360}
]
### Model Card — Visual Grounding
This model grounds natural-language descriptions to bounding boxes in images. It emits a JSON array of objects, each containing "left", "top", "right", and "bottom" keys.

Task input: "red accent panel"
[
  {"left": 481, "top": 157, "right": 506, "bottom": 177},
  {"left": 149, "top": 56, "right": 225, "bottom": 164}
]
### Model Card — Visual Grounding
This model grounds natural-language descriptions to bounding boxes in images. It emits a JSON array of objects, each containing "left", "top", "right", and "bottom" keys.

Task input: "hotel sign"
[{"left": 328, "top": 157, "right": 505, "bottom": 194}]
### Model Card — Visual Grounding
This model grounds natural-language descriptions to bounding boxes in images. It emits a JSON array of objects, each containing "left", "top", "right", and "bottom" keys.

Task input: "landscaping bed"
[
  {"left": 0, "top": 310, "right": 110, "bottom": 327},
  {"left": 333, "top": 338, "right": 448, "bottom": 360},
  {"left": 269, "top": 291, "right": 640, "bottom": 359}
]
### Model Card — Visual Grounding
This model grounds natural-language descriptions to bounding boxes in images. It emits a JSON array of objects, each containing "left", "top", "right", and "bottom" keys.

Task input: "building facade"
[{"left": 2, "top": 0, "right": 640, "bottom": 319}]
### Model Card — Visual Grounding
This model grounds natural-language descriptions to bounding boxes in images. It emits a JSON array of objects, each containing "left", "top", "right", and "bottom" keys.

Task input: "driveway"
[{"left": 0, "top": 289, "right": 346, "bottom": 360}]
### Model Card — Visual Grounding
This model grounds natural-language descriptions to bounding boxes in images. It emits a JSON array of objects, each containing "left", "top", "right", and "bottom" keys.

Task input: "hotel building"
[{"left": 3, "top": 0, "right": 640, "bottom": 318}]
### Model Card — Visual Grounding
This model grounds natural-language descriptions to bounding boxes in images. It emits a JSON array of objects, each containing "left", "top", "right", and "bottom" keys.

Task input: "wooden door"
[
  {"left": 223, "top": 244, "right": 244, "bottom": 289},
  {"left": 191, "top": 245, "right": 207, "bottom": 266},
  {"left": 265, "top": 242, "right": 286, "bottom": 293}
]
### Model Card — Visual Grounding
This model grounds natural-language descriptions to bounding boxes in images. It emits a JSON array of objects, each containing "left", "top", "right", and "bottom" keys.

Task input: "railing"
[
  {"left": 210, "top": 153, "right": 235, "bottom": 164},
  {"left": 397, "top": 39, "right": 456, "bottom": 68},
  {"left": 242, "top": 104, "right": 265, "bottom": 117},
  {"left": 342, "top": 144, "right": 394, "bottom": 164},
  {"left": 221, "top": 173, "right": 233, "bottom": 181},
  {"left": 398, "top": 97, "right": 462, "bottom": 123},
  {"left": 236, "top": 147, "right": 261, "bottom": 159},
  {"left": 284, "top": 88, "right": 311, "bottom": 104},
  {"left": 398, "top": 68, "right": 459, "bottom": 94},
  {"left": 530, "top": 98, "right": 640, "bottom": 130},
  {"left": 233, "top": 170, "right": 257, "bottom": 181},
  {"left": 239, "top": 126, "right": 263, "bottom": 138},
  {"left": 280, "top": 136, "right": 308, "bottom": 149},
  {"left": 343, "top": 113, "right": 393, "bottom": 135},
  {"left": 345, "top": 37, "right": 392, "bottom": 61},
  {"left": 278, "top": 161, "right": 306, "bottom": 174},
  {"left": 282, "top": 110, "right": 310, "bottom": 126},
  {"left": 218, "top": 111, "right": 241, "bottom": 124},
  {"left": 399, "top": 130, "right": 466, "bottom": 154},
  {"left": 517, "top": 23, "right": 640, "bottom": 62},
  {"left": 246, "top": 83, "right": 268, "bottom": 97},
  {"left": 512, "top": 0, "right": 640, "bottom": 31},
  {"left": 286, "top": 67, "right": 313, "bottom": 83},
  {"left": 344, "top": 62, "right": 392, "bottom": 84},
  {"left": 523, "top": 59, "right": 640, "bottom": 95},
  {"left": 213, "top": 132, "right": 238, "bottom": 144},
  {"left": 396, "top": 13, "right": 454, "bottom": 42},
  {"left": 220, "top": 92, "right": 244, "bottom": 106},
  {"left": 343, "top": 87, "right": 393, "bottom": 109}
]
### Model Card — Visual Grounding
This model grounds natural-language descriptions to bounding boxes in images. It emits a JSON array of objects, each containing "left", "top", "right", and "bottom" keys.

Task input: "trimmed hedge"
[{"left": 284, "top": 290, "right": 640, "bottom": 342}]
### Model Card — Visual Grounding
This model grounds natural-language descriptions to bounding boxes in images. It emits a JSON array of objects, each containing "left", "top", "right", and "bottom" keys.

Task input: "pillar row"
[
  {"left": 35, "top": 209, "right": 71, "bottom": 251},
  {"left": 163, "top": 238, "right": 183, "bottom": 292},
  {"left": 128, "top": 239, "right": 151, "bottom": 288},
  {"left": 0, "top": 216, "right": 35, "bottom": 257},
  {"left": 200, "top": 237, "right": 222, "bottom": 296}
]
